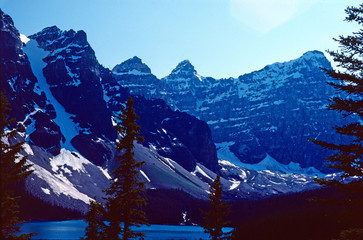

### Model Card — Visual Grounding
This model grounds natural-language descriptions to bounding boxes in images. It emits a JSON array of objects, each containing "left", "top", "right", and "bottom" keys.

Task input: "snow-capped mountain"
[
  {"left": 21, "top": 24, "right": 219, "bottom": 173},
  {"left": 113, "top": 50, "right": 348, "bottom": 173},
  {"left": 1, "top": 9, "right": 323, "bottom": 213},
  {"left": 11, "top": 133, "right": 319, "bottom": 213}
]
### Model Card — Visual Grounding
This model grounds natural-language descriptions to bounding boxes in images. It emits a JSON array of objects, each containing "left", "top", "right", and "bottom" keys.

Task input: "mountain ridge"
[
  {"left": 113, "top": 49, "right": 348, "bottom": 173},
  {"left": 0, "top": 9, "right": 333, "bottom": 215}
]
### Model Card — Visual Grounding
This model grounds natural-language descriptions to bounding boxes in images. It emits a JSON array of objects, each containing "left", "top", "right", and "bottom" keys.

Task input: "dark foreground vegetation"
[
  {"left": 231, "top": 187, "right": 362, "bottom": 240},
  {"left": 17, "top": 186, "right": 362, "bottom": 240},
  {"left": 18, "top": 185, "right": 84, "bottom": 221},
  {"left": 18, "top": 188, "right": 206, "bottom": 223}
]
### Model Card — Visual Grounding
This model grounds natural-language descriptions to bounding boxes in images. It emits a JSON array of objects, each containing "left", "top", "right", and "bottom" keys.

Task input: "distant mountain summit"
[
  {"left": 112, "top": 56, "right": 152, "bottom": 75},
  {"left": 168, "top": 60, "right": 200, "bottom": 79}
]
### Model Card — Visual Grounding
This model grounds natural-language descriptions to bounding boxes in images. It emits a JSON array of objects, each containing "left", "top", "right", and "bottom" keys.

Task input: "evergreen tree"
[
  {"left": 310, "top": 3, "right": 363, "bottom": 238},
  {"left": 201, "top": 175, "right": 231, "bottom": 240},
  {"left": 310, "top": 3, "right": 363, "bottom": 189},
  {"left": 104, "top": 96, "right": 148, "bottom": 240},
  {"left": 82, "top": 199, "right": 106, "bottom": 240},
  {"left": 0, "top": 92, "right": 35, "bottom": 239}
]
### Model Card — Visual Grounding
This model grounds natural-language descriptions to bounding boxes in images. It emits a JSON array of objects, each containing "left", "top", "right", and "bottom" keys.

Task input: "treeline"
[
  {"left": 18, "top": 184, "right": 363, "bottom": 239},
  {"left": 231, "top": 188, "right": 363, "bottom": 240},
  {"left": 17, "top": 185, "right": 83, "bottom": 221},
  {"left": 145, "top": 188, "right": 206, "bottom": 225},
  {"left": 17, "top": 187, "right": 206, "bottom": 223},
  {"left": 16, "top": 187, "right": 206, "bottom": 223}
]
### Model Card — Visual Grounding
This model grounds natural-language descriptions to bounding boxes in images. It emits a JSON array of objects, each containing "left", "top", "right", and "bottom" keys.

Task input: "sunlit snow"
[
  {"left": 98, "top": 166, "right": 112, "bottom": 180},
  {"left": 216, "top": 141, "right": 325, "bottom": 177},
  {"left": 229, "top": 179, "right": 241, "bottom": 190},
  {"left": 23, "top": 40, "right": 79, "bottom": 150},
  {"left": 41, "top": 187, "right": 51, "bottom": 195},
  {"left": 192, "top": 165, "right": 214, "bottom": 181},
  {"left": 140, "top": 170, "right": 151, "bottom": 182},
  {"left": 50, "top": 149, "right": 90, "bottom": 173},
  {"left": 23, "top": 143, "right": 34, "bottom": 156},
  {"left": 20, "top": 33, "right": 30, "bottom": 44},
  {"left": 32, "top": 162, "right": 92, "bottom": 204}
]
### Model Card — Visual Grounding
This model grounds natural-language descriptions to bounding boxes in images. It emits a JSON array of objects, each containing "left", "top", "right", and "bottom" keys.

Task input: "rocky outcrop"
[
  {"left": 0, "top": 9, "right": 60, "bottom": 156},
  {"left": 71, "top": 134, "right": 115, "bottom": 166},
  {"left": 102, "top": 72, "right": 218, "bottom": 171},
  {"left": 28, "top": 111, "right": 63, "bottom": 155},
  {"left": 29, "top": 26, "right": 115, "bottom": 140},
  {"left": 111, "top": 56, "right": 159, "bottom": 98},
  {"left": 135, "top": 97, "right": 218, "bottom": 172},
  {"left": 113, "top": 56, "right": 152, "bottom": 74},
  {"left": 0, "top": 9, "right": 45, "bottom": 123}
]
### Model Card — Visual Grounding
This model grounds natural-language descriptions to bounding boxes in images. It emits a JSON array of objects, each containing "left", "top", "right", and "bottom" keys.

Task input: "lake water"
[{"left": 21, "top": 220, "right": 234, "bottom": 239}]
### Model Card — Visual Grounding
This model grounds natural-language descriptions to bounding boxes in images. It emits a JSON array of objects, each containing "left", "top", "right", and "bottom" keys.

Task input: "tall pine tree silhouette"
[
  {"left": 104, "top": 96, "right": 148, "bottom": 240},
  {"left": 201, "top": 175, "right": 231, "bottom": 240},
  {"left": 82, "top": 199, "right": 106, "bottom": 240},
  {"left": 0, "top": 92, "right": 35, "bottom": 239},
  {"left": 310, "top": 3, "right": 363, "bottom": 239},
  {"left": 310, "top": 3, "right": 363, "bottom": 189}
]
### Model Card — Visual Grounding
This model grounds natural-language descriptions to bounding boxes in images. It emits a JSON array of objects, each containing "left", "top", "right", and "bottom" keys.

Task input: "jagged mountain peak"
[
  {"left": 171, "top": 59, "right": 196, "bottom": 75},
  {"left": 72, "top": 30, "right": 88, "bottom": 45},
  {"left": 29, "top": 27, "right": 89, "bottom": 52},
  {"left": 301, "top": 50, "right": 326, "bottom": 60},
  {"left": 1, "top": 9, "right": 17, "bottom": 32},
  {"left": 165, "top": 59, "right": 204, "bottom": 82},
  {"left": 112, "top": 56, "right": 152, "bottom": 74},
  {"left": 290, "top": 50, "right": 330, "bottom": 66},
  {"left": 245, "top": 50, "right": 331, "bottom": 80},
  {"left": 29, "top": 25, "right": 62, "bottom": 42},
  {"left": 299, "top": 50, "right": 331, "bottom": 68},
  {"left": 0, "top": 9, "right": 24, "bottom": 59}
]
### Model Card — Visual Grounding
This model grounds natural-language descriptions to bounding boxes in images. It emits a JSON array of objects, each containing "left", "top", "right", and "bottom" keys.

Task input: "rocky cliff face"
[
  {"left": 113, "top": 51, "right": 347, "bottom": 172},
  {"left": 0, "top": 9, "right": 61, "bottom": 154},
  {"left": 29, "top": 26, "right": 115, "bottom": 140},
  {"left": 1, "top": 9, "right": 218, "bottom": 172},
  {"left": 111, "top": 56, "right": 159, "bottom": 99},
  {"left": 1, "top": 9, "right": 38, "bottom": 122},
  {"left": 102, "top": 68, "right": 218, "bottom": 171}
]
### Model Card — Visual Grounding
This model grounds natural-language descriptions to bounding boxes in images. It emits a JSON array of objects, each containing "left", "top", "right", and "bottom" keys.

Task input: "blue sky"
[{"left": 1, "top": 0, "right": 361, "bottom": 79}]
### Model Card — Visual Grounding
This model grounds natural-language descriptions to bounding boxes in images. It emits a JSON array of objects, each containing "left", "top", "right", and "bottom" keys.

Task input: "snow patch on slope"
[
  {"left": 113, "top": 69, "right": 151, "bottom": 76},
  {"left": 216, "top": 141, "right": 243, "bottom": 166},
  {"left": 50, "top": 149, "right": 89, "bottom": 173},
  {"left": 219, "top": 159, "right": 320, "bottom": 197},
  {"left": 192, "top": 165, "right": 214, "bottom": 181},
  {"left": 216, "top": 141, "right": 325, "bottom": 177},
  {"left": 229, "top": 179, "right": 241, "bottom": 190},
  {"left": 23, "top": 40, "right": 79, "bottom": 150},
  {"left": 41, "top": 187, "right": 51, "bottom": 195},
  {"left": 240, "top": 154, "right": 325, "bottom": 177},
  {"left": 31, "top": 161, "right": 92, "bottom": 204},
  {"left": 140, "top": 170, "right": 151, "bottom": 182},
  {"left": 98, "top": 166, "right": 112, "bottom": 180},
  {"left": 23, "top": 143, "right": 34, "bottom": 156},
  {"left": 20, "top": 33, "right": 30, "bottom": 44}
]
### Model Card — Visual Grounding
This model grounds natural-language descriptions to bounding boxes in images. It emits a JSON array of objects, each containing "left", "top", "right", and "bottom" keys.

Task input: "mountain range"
[
  {"left": 113, "top": 49, "right": 348, "bottom": 174},
  {"left": 1, "top": 9, "right": 343, "bottom": 213}
]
